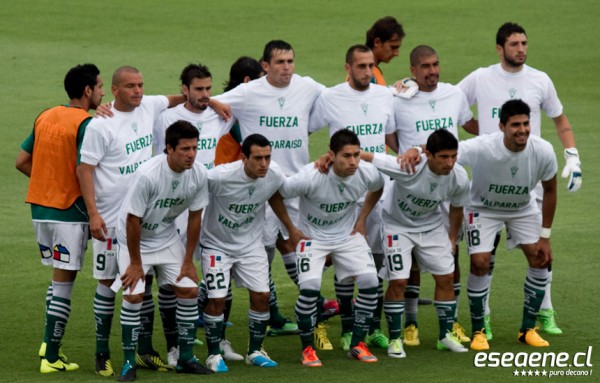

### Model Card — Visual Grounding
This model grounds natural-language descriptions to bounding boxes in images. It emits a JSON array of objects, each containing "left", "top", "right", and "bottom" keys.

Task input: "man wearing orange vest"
[{"left": 15, "top": 63, "right": 105, "bottom": 374}]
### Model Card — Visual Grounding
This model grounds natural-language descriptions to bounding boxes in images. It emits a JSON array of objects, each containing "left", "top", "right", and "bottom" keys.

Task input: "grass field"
[{"left": 1, "top": 0, "right": 599, "bottom": 382}]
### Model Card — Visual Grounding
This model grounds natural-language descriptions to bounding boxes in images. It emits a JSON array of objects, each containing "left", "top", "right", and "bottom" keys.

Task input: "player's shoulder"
[
  {"left": 527, "top": 134, "right": 554, "bottom": 152},
  {"left": 210, "top": 160, "right": 242, "bottom": 177},
  {"left": 450, "top": 163, "right": 469, "bottom": 182},
  {"left": 522, "top": 65, "right": 553, "bottom": 81}
]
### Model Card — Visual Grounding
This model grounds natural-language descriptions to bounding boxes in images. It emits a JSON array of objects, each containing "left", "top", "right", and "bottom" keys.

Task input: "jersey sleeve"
[
  {"left": 189, "top": 168, "right": 210, "bottom": 212},
  {"left": 79, "top": 120, "right": 109, "bottom": 166},
  {"left": 213, "top": 85, "right": 247, "bottom": 118},
  {"left": 153, "top": 111, "right": 168, "bottom": 155},
  {"left": 457, "top": 88, "right": 474, "bottom": 126},
  {"left": 207, "top": 167, "right": 223, "bottom": 195},
  {"left": 147, "top": 95, "right": 169, "bottom": 117},
  {"left": 308, "top": 93, "right": 329, "bottom": 133},
  {"left": 540, "top": 75, "right": 564, "bottom": 119},
  {"left": 127, "top": 173, "right": 153, "bottom": 218},
  {"left": 457, "top": 69, "right": 479, "bottom": 106},
  {"left": 449, "top": 166, "right": 471, "bottom": 207},
  {"left": 365, "top": 163, "right": 385, "bottom": 191},
  {"left": 540, "top": 141, "right": 559, "bottom": 182},
  {"left": 76, "top": 118, "right": 92, "bottom": 163},
  {"left": 456, "top": 136, "right": 479, "bottom": 167},
  {"left": 371, "top": 152, "right": 414, "bottom": 180},
  {"left": 20, "top": 130, "right": 35, "bottom": 153},
  {"left": 279, "top": 165, "right": 313, "bottom": 198}
]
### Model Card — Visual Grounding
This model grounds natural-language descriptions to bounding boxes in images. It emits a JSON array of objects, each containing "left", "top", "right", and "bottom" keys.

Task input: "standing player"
[
  {"left": 115, "top": 120, "right": 212, "bottom": 381},
  {"left": 361, "top": 129, "right": 470, "bottom": 357},
  {"left": 77, "top": 66, "right": 184, "bottom": 376},
  {"left": 458, "top": 22, "right": 581, "bottom": 336},
  {"left": 365, "top": 16, "right": 405, "bottom": 85},
  {"left": 273, "top": 129, "right": 384, "bottom": 367},
  {"left": 16, "top": 63, "right": 104, "bottom": 373},
  {"left": 200, "top": 134, "right": 285, "bottom": 372},
  {"left": 456, "top": 99, "right": 558, "bottom": 350},
  {"left": 391, "top": 45, "right": 477, "bottom": 347},
  {"left": 309, "top": 44, "right": 396, "bottom": 351},
  {"left": 214, "top": 40, "right": 325, "bottom": 334}
]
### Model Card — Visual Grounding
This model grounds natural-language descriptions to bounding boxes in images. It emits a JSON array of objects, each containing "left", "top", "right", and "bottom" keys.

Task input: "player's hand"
[
  {"left": 288, "top": 227, "right": 309, "bottom": 249},
  {"left": 94, "top": 102, "right": 114, "bottom": 118},
  {"left": 177, "top": 260, "right": 199, "bottom": 284},
  {"left": 89, "top": 212, "right": 108, "bottom": 241},
  {"left": 535, "top": 238, "right": 553, "bottom": 268},
  {"left": 397, "top": 148, "right": 422, "bottom": 174},
  {"left": 352, "top": 219, "right": 367, "bottom": 237},
  {"left": 561, "top": 148, "right": 582, "bottom": 192},
  {"left": 121, "top": 263, "right": 144, "bottom": 292},
  {"left": 391, "top": 78, "right": 419, "bottom": 99},
  {"left": 210, "top": 99, "right": 232, "bottom": 121},
  {"left": 314, "top": 152, "right": 333, "bottom": 174}
]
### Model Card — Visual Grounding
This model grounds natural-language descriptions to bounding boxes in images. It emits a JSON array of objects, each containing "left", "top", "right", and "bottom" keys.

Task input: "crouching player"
[
  {"left": 363, "top": 129, "right": 470, "bottom": 357},
  {"left": 115, "top": 121, "right": 212, "bottom": 381},
  {"left": 200, "top": 134, "right": 286, "bottom": 372},
  {"left": 271, "top": 130, "right": 384, "bottom": 367}
]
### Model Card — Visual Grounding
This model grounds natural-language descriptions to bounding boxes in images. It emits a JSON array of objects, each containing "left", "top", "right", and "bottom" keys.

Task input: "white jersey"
[
  {"left": 214, "top": 74, "right": 324, "bottom": 176},
  {"left": 200, "top": 160, "right": 286, "bottom": 254},
  {"left": 308, "top": 82, "right": 396, "bottom": 153},
  {"left": 153, "top": 104, "right": 235, "bottom": 169},
  {"left": 457, "top": 132, "right": 557, "bottom": 218},
  {"left": 80, "top": 96, "right": 168, "bottom": 226},
  {"left": 116, "top": 154, "right": 209, "bottom": 252},
  {"left": 394, "top": 82, "right": 473, "bottom": 153},
  {"left": 280, "top": 162, "right": 384, "bottom": 242},
  {"left": 372, "top": 153, "right": 470, "bottom": 233},
  {"left": 458, "top": 64, "right": 563, "bottom": 136}
]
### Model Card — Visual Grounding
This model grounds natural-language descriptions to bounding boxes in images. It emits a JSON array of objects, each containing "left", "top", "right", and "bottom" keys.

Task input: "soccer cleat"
[
  {"left": 340, "top": 332, "right": 352, "bottom": 351},
  {"left": 195, "top": 315, "right": 205, "bottom": 328},
  {"left": 176, "top": 356, "right": 214, "bottom": 374},
  {"left": 220, "top": 339, "right": 244, "bottom": 361},
  {"left": 321, "top": 298, "right": 340, "bottom": 320},
  {"left": 95, "top": 352, "right": 115, "bottom": 376},
  {"left": 314, "top": 322, "right": 333, "bottom": 350},
  {"left": 437, "top": 332, "right": 468, "bottom": 353},
  {"left": 301, "top": 346, "right": 322, "bottom": 367},
  {"left": 483, "top": 314, "right": 493, "bottom": 340},
  {"left": 418, "top": 298, "right": 433, "bottom": 305},
  {"left": 193, "top": 338, "right": 204, "bottom": 346},
  {"left": 403, "top": 324, "right": 420, "bottom": 346},
  {"left": 117, "top": 360, "right": 136, "bottom": 382},
  {"left": 365, "top": 329, "right": 389, "bottom": 349},
  {"left": 518, "top": 327, "right": 550, "bottom": 347},
  {"left": 267, "top": 318, "right": 299, "bottom": 336},
  {"left": 387, "top": 338, "right": 406, "bottom": 359},
  {"left": 38, "top": 342, "right": 69, "bottom": 362},
  {"left": 348, "top": 341, "right": 378, "bottom": 363},
  {"left": 538, "top": 309, "right": 563, "bottom": 335},
  {"left": 246, "top": 349, "right": 278, "bottom": 368},
  {"left": 167, "top": 346, "right": 179, "bottom": 367},
  {"left": 470, "top": 330, "right": 490, "bottom": 351},
  {"left": 206, "top": 354, "right": 229, "bottom": 373},
  {"left": 40, "top": 358, "right": 79, "bottom": 373},
  {"left": 452, "top": 322, "right": 471, "bottom": 343},
  {"left": 136, "top": 350, "right": 174, "bottom": 371}
]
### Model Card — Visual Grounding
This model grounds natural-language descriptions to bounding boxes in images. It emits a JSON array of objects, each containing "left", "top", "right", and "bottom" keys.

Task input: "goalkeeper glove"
[{"left": 561, "top": 148, "right": 582, "bottom": 192}]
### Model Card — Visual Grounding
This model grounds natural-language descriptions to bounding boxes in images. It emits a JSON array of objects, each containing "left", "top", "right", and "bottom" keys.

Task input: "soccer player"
[
  {"left": 457, "top": 99, "right": 557, "bottom": 350},
  {"left": 273, "top": 129, "right": 384, "bottom": 367},
  {"left": 458, "top": 22, "right": 581, "bottom": 336},
  {"left": 16, "top": 63, "right": 105, "bottom": 374},
  {"left": 361, "top": 129, "right": 470, "bottom": 357},
  {"left": 391, "top": 45, "right": 477, "bottom": 347},
  {"left": 200, "top": 134, "right": 285, "bottom": 372},
  {"left": 309, "top": 44, "right": 396, "bottom": 351},
  {"left": 365, "top": 16, "right": 405, "bottom": 85},
  {"left": 115, "top": 120, "right": 212, "bottom": 381},
  {"left": 214, "top": 40, "right": 325, "bottom": 334},
  {"left": 77, "top": 66, "right": 184, "bottom": 376}
]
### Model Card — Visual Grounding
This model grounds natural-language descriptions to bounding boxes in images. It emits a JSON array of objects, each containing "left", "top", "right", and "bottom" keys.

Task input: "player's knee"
[
  {"left": 386, "top": 279, "right": 407, "bottom": 300},
  {"left": 355, "top": 272, "right": 379, "bottom": 290},
  {"left": 174, "top": 286, "right": 198, "bottom": 300},
  {"left": 433, "top": 273, "right": 454, "bottom": 291},
  {"left": 98, "top": 279, "right": 114, "bottom": 288},
  {"left": 205, "top": 298, "right": 226, "bottom": 315},
  {"left": 124, "top": 293, "right": 144, "bottom": 304},
  {"left": 250, "top": 291, "right": 270, "bottom": 311}
]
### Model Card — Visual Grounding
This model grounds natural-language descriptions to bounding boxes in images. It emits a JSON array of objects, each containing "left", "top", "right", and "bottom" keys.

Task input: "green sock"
[
  {"left": 121, "top": 300, "right": 142, "bottom": 367},
  {"left": 248, "top": 309, "right": 269, "bottom": 353},
  {"left": 369, "top": 279, "right": 384, "bottom": 333},
  {"left": 94, "top": 283, "right": 115, "bottom": 355},
  {"left": 295, "top": 289, "right": 319, "bottom": 349},
  {"left": 404, "top": 285, "right": 419, "bottom": 327},
  {"left": 351, "top": 287, "right": 377, "bottom": 347},
  {"left": 177, "top": 298, "right": 198, "bottom": 362},
  {"left": 43, "top": 284, "right": 53, "bottom": 344},
  {"left": 221, "top": 288, "right": 233, "bottom": 339},
  {"left": 434, "top": 300, "right": 457, "bottom": 340},
  {"left": 468, "top": 274, "right": 488, "bottom": 334},
  {"left": 44, "top": 296, "right": 71, "bottom": 362},
  {"left": 158, "top": 287, "right": 178, "bottom": 351},
  {"left": 521, "top": 268, "right": 548, "bottom": 331},
  {"left": 335, "top": 277, "right": 354, "bottom": 335},
  {"left": 268, "top": 277, "right": 287, "bottom": 327},
  {"left": 383, "top": 300, "right": 404, "bottom": 340},
  {"left": 203, "top": 313, "right": 224, "bottom": 356},
  {"left": 137, "top": 292, "right": 155, "bottom": 355}
]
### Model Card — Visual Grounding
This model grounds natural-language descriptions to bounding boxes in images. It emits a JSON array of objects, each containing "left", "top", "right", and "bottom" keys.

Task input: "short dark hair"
[
  {"left": 330, "top": 129, "right": 361, "bottom": 154},
  {"left": 496, "top": 22, "right": 526, "bottom": 46},
  {"left": 409, "top": 45, "right": 437, "bottom": 67},
  {"left": 224, "top": 56, "right": 263, "bottom": 92},
  {"left": 345, "top": 44, "right": 371, "bottom": 65},
  {"left": 112, "top": 66, "right": 140, "bottom": 86},
  {"left": 263, "top": 40, "right": 294, "bottom": 63},
  {"left": 180, "top": 63, "right": 211, "bottom": 87},
  {"left": 164, "top": 120, "right": 199, "bottom": 153},
  {"left": 426, "top": 129, "right": 458, "bottom": 155},
  {"left": 241, "top": 134, "right": 271, "bottom": 158},
  {"left": 64, "top": 63, "right": 100, "bottom": 99},
  {"left": 499, "top": 99, "right": 530, "bottom": 125},
  {"left": 365, "top": 16, "right": 405, "bottom": 48}
]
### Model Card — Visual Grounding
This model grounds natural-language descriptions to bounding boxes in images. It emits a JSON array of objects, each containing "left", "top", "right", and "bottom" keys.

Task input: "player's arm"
[
  {"left": 268, "top": 191, "right": 308, "bottom": 248},
  {"left": 385, "top": 132, "right": 399, "bottom": 153},
  {"left": 77, "top": 162, "right": 108, "bottom": 240},
  {"left": 15, "top": 149, "right": 32, "bottom": 177},
  {"left": 537, "top": 175, "right": 557, "bottom": 267},
  {"left": 448, "top": 205, "right": 464, "bottom": 253},
  {"left": 122, "top": 213, "right": 145, "bottom": 292},
  {"left": 166, "top": 94, "right": 185, "bottom": 108},
  {"left": 208, "top": 98, "right": 232, "bottom": 121},
  {"left": 553, "top": 113, "right": 582, "bottom": 192},
  {"left": 462, "top": 118, "right": 479, "bottom": 136},
  {"left": 353, "top": 186, "right": 383, "bottom": 236},
  {"left": 178, "top": 209, "right": 201, "bottom": 283}
]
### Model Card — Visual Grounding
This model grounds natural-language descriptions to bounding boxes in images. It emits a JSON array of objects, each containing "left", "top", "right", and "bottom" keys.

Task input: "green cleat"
[
  {"left": 267, "top": 319, "right": 299, "bottom": 336},
  {"left": 365, "top": 329, "right": 389, "bottom": 349},
  {"left": 538, "top": 309, "right": 563, "bottom": 335},
  {"left": 340, "top": 332, "right": 352, "bottom": 351},
  {"left": 483, "top": 314, "right": 493, "bottom": 340}
]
